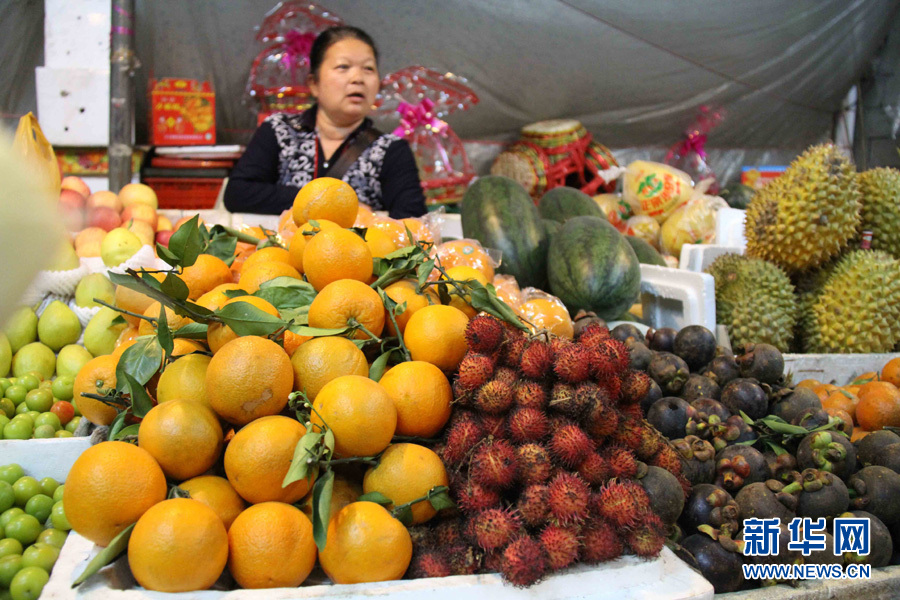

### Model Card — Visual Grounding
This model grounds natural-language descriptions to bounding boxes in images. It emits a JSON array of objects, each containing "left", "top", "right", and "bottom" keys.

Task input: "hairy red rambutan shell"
[
  {"left": 517, "top": 484, "right": 550, "bottom": 527},
  {"left": 508, "top": 407, "right": 549, "bottom": 443},
  {"left": 619, "top": 369, "right": 652, "bottom": 405},
  {"left": 547, "top": 471, "right": 591, "bottom": 523},
  {"left": 596, "top": 481, "right": 642, "bottom": 527},
  {"left": 514, "top": 379, "right": 548, "bottom": 410},
  {"left": 442, "top": 418, "right": 485, "bottom": 466},
  {"left": 409, "top": 550, "right": 452, "bottom": 578},
  {"left": 465, "top": 315, "right": 506, "bottom": 354},
  {"left": 470, "top": 440, "right": 518, "bottom": 489},
  {"left": 455, "top": 477, "right": 502, "bottom": 513},
  {"left": 456, "top": 352, "right": 496, "bottom": 391},
  {"left": 501, "top": 535, "right": 550, "bottom": 587},
  {"left": 516, "top": 443, "right": 553, "bottom": 486},
  {"left": 549, "top": 423, "right": 594, "bottom": 466},
  {"left": 624, "top": 513, "right": 667, "bottom": 557},
  {"left": 605, "top": 445, "right": 639, "bottom": 479},
  {"left": 553, "top": 344, "right": 592, "bottom": 383},
  {"left": 474, "top": 379, "right": 515, "bottom": 415},
  {"left": 577, "top": 451, "right": 611, "bottom": 486},
  {"left": 467, "top": 507, "right": 523, "bottom": 550},
  {"left": 520, "top": 340, "right": 554, "bottom": 379},
  {"left": 577, "top": 322, "right": 612, "bottom": 351},
  {"left": 581, "top": 518, "right": 624, "bottom": 563},
  {"left": 540, "top": 524, "right": 581, "bottom": 570}
]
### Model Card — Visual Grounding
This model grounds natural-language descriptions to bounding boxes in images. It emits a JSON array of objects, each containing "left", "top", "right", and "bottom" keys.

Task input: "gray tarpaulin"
[{"left": 1, "top": 0, "right": 898, "bottom": 170}]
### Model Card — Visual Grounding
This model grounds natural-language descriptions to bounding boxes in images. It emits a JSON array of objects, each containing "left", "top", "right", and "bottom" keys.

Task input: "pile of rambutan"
[{"left": 428, "top": 315, "right": 689, "bottom": 587}]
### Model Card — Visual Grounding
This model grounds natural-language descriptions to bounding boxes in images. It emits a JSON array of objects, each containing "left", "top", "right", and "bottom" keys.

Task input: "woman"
[{"left": 224, "top": 26, "right": 427, "bottom": 218}]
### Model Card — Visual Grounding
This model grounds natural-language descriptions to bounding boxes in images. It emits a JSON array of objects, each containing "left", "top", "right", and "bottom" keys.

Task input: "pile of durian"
[{"left": 706, "top": 144, "right": 900, "bottom": 354}]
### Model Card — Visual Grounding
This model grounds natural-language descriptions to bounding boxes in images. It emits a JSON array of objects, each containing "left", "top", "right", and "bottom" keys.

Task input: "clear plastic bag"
[
  {"left": 625, "top": 215, "right": 661, "bottom": 250},
  {"left": 518, "top": 288, "right": 574, "bottom": 339},
  {"left": 492, "top": 274, "right": 523, "bottom": 311},
  {"left": 622, "top": 160, "right": 693, "bottom": 223},
  {"left": 659, "top": 192, "right": 728, "bottom": 256},
  {"left": 432, "top": 238, "right": 500, "bottom": 281}
]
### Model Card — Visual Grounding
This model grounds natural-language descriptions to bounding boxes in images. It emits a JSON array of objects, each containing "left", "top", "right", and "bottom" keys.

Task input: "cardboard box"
[
  {"left": 741, "top": 166, "right": 786, "bottom": 189},
  {"left": 150, "top": 78, "right": 216, "bottom": 146}
]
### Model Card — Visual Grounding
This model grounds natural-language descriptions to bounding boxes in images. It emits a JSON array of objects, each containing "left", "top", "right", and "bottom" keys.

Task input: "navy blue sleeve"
[
  {"left": 380, "top": 139, "right": 427, "bottom": 218},
  {"left": 223, "top": 121, "right": 301, "bottom": 214}
]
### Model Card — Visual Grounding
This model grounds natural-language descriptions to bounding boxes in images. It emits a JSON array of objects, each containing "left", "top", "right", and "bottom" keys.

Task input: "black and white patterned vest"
[{"left": 265, "top": 111, "right": 399, "bottom": 211}]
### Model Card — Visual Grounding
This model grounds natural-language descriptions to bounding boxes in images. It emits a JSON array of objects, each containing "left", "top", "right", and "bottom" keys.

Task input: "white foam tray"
[
  {"left": 783, "top": 353, "right": 900, "bottom": 386},
  {"left": 0, "top": 437, "right": 91, "bottom": 483},
  {"left": 639, "top": 265, "right": 716, "bottom": 333},
  {"left": 714, "top": 208, "right": 746, "bottom": 250},
  {"left": 679, "top": 244, "right": 744, "bottom": 273}
]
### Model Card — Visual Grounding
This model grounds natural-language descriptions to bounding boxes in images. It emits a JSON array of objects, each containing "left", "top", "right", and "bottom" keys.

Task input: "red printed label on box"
[
  {"left": 150, "top": 78, "right": 216, "bottom": 146},
  {"left": 741, "top": 166, "right": 786, "bottom": 190}
]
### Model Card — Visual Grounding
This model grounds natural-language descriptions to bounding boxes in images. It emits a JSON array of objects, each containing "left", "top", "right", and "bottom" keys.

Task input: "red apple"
[
  {"left": 155, "top": 229, "right": 174, "bottom": 248},
  {"left": 59, "top": 188, "right": 86, "bottom": 207},
  {"left": 87, "top": 190, "right": 123, "bottom": 213},
  {"left": 87, "top": 206, "right": 123, "bottom": 232},
  {"left": 121, "top": 204, "right": 158, "bottom": 230},
  {"left": 61, "top": 176, "right": 91, "bottom": 198}
]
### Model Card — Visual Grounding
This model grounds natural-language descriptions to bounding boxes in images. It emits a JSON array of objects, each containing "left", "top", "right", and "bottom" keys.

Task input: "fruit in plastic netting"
[
  {"left": 11, "top": 343, "right": 55, "bottom": 380},
  {"left": 3, "top": 307, "right": 38, "bottom": 354},
  {"left": 37, "top": 301, "right": 82, "bottom": 352},
  {"left": 0, "top": 333, "right": 10, "bottom": 378},
  {"left": 55, "top": 344, "right": 93, "bottom": 379},
  {"left": 74, "top": 273, "right": 116, "bottom": 309},
  {"left": 83, "top": 307, "right": 128, "bottom": 357},
  {"left": 100, "top": 227, "right": 143, "bottom": 267}
]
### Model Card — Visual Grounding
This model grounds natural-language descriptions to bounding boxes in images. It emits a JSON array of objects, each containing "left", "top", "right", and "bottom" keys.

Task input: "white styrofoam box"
[
  {"left": 44, "top": 540, "right": 712, "bottom": 600},
  {"left": 36, "top": 67, "right": 110, "bottom": 146},
  {"left": 44, "top": 0, "right": 111, "bottom": 68},
  {"left": 783, "top": 353, "right": 900, "bottom": 386},
  {"left": 441, "top": 213, "right": 463, "bottom": 241},
  {"left": 0, "top": 437, "right": 92, "bottom": 483},
  {"left": 679, "top": 244, "right": 744, "bottom": 272},
  {"left": 715, "top": 207, "right": 746, "bottom": 249},
  {"left": 639, "top": 265, "right": 716, "bottom": 334}
]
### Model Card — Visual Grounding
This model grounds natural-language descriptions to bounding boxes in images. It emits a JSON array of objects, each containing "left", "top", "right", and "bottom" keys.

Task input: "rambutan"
[
  {"left": 433, "top": 518, "right": 464, "bottom": 547},
  {"left": 596, "top": 338, "right": 631, "bottom": 373},
  {"left": 467, "top": 507, "right": 523, "bottom": 550},
  {"left": 501, "top": 535, "right": 550, "bottom": 587},
  {"left": 474, "top": 379, "right": 515, "bottom": 415},
  {"left": 482, "top": 549, "right": 504, "bottom": 573},
  {"left": 514, "top": 379, "right": 548, "bottom": 410},
  {"left": 409, "top": 549, "right": 452, "bottom": 578},
  {"left": 624, "top": 513, "right": 667, "bottom": 557},
  {"left": 634, "top": 426, "right": 664, "bottom": 461},
  {"left": 408, "top": 525, "right": 433, "bottom": 549},
  {"left": 519, "top": 340, "right": 554, "bottom": 379},
  {"left": 507, "top": 407, "right": 549, "bottom": 443},
  {"left": 501, "top": 335, "right": 527, "bottom": 369},
  {"left": 577, "top": 451, "right": 611, "bottom": 486},
  {"left": 465, "top": 315, "right": 506, "bottom": 354},
  {"left": 605, "top": 446, "right": 638, "bottom": 479},
  {"left": 470, "top": 440, "right": 518, "bottom": 489},
  {"left": 452, "top": 379, "right": 475, "bottom": 406},
  {"left": 649, "top": 444, "right": 684, "bottom": 477},
  {"left": 493, "top": 366, "right": 518, "bottom": 387},
  {"left": 456, "top": 352, "right": 495, "bottom": 391},
  {"left": 455, "top": 477, "right": 502, "bottom": 513},
  {"left": 517, "top": 484, "right": 550, "bottom": 527},
  {"left": 553, "top": 344, "right": 592, "bottom": 383},
  {"left": 595, "top": 481, "right": 642, "bottom": 527},
  {"left": 480, "top": 413, "right": 507, "bottom": 438},
  {"left": 540, "top": 524, "right": 581, "bottom": 570},
  {"left": 516, "top": 443, "right": 553, "bottom": 486},
  {"left": 577, "top": 322, "right": 611, "bottom": 350},
  {"left": 546, "top": 414, "right": 578, "bottom": 436},
  {"left": 549, "top": 337, "right": 573, "bottom": 355},
  {"left": 619, "top": 479, "right": 652, "bottom": 517},
  {"left": 597, "top": 373, "right": 622, "bottom": 401},
  {"left": 547, "top": 471, "right": 591, "bottom": 523},
  {"left": 619, "top": 370, "right": 652, "bottom": 405},
  {"left": 611, "top": 417, "right": 644, "bottom": 452},
  {"left": 447, "top": 543, "right": 482, "bottom": 575},
  {"left": 442, "top": 418, "right": 485, "bottom": 466},
  {"left": 584, "top": 399, "right": 619, "bottom": 440},
  {"left": 618, "top": 402, "right": 642, "bottom": 421},
  {"left": 581, "top": 518, "right": 624, "bottom": 563},
  {"left": 548, "top": 423, "right": 594, "bottom": 466}
]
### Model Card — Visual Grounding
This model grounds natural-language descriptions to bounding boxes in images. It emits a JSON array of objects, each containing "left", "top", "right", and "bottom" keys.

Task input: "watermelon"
[
  {"left": 538, "top": 187, "right": 605, "bottom": 223},
  {"left": 543, "top": 219, "right": 561, "bottom": 239},
  {"left": 547, "top": 216, "right": 641, "bottom": 320},
  {"left": 461, "top": 176, "right": 548, "bottom": 288},
  {"left": 625, "top": 236, "right": 666, "bottom": 266}
]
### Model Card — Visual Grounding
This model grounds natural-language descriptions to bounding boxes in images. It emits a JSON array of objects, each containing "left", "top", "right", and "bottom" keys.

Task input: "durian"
[
  {"left": 745, "top": 144, "right": 862, "bottom": 273},
  {"left": 803, "top": 250, "right": 900, "bottom": 354},
  {"left": 858, "top": 167, "right": 900, "bottom": 259},
  {"left": 705, "top": 253, "right": 797, "bottom": 352}
]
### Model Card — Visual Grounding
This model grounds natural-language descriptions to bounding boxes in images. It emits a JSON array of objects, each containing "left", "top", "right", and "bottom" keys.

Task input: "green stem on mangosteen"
[{"left": 781, "top": 482, "right": 803, "bottom": 495}]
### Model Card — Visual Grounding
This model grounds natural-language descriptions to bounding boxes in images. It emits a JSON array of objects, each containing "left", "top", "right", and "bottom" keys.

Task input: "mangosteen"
[
  {"left": 735, "top": 480, "right": 797, "bottom": 521},
  {"left": 848, "top": 466, "right": 900, "bottom": 525},
  {"left": 770, "top": 387, "right": 822, "bottom": 425},
  {"left": 717, "top": 415, "right": 758, "bottom": 448},
  {"left": 638, "top": 465, "right": 685, "bottom": 525},
  {"left": 782, "top": 469, "right": 850, "bottom": 520},
  {"left": 673, "top": 325, "right": 718, "bottom": 372},
  {"left": 625, "top": 339, "right": 653, "bottom": 371},
  {"left": 647, "top": 397, "right": 692, "bottom": 439},
  {"left": 764, "top": 451, "right": 800, "bottom": 485},
  {"left": 639, "top": 378, "right": 664, "bottom": 416},
  {"left": 790, "top": 407, "right": 831, "bottom": 430},
  {"left": 681, "top": 483, "right": 741, "bottom": 532},
  {"left": 672, "top": 436, "right": 717, "bottom": 485},
  {"left": 700, "top": 356, "right": 741, "bottom": 387},
  {"left": 646, "top": 327, "right": 677, "bottom": 352},
  {"left": 647, "top": 352, "right": 691, "bottom": 395},
  {"left": 736, "top": 343, "right": 784, "bottom": 385},
  {"left": 874, "top": 442, "right": 900, "bottom": 474},
  {"left": 715, "top": 345, "right": 735, "bottom": 360},
  {"left": 685, "top": 399, "right": 732, "bottom": 447},
  {"left": 681, "top": 528, "right": 745, "bottom": 593},
  {"left": 611, "top": 323, "right": 644, "bottom": 344},
  {"left": 719, "top": 378, "right": 768, "bottom": 421},
  {"left": 738, "top": 523, "right": 802, "bottom": 585},
  {"left": 837, "top": 510, "right": 893, "bottom": 567},
  {"left": 681, "top": 374, "right": 721, "bottom": 402},
  {"left": 715, "top": 445, "right": 770, "bottom": 493},
  {"left": 796, "top": 431, "right": 857, "bottom": 480},
  {"left": 572, "top": 310, "right": 606, "bottom": 337},
  {"left": 856, "top": 429, "right": 900, "bottom": 466},
  {"left": 804, "top": 531, "right": 842, "bottom": 566}
]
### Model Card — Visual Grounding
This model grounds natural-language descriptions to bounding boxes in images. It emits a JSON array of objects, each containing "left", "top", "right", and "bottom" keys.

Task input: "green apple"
[
  {"left": 74, "top": 273, "right": 115, "bottom": 309},
  {"left": 36, "top": 301, "right": 81, "bottom": 352},
  {"left": 2, "top": 308, "right": 37, "bottom": 354},
  {"left": 10, "top": 343, "right": 55, "bottom": 381},
  {"left": 55, "top": 345, "right": 92, "bottom": 379},
  {"left": 100, "top": 228, "right": 142, "bottom": 267}
]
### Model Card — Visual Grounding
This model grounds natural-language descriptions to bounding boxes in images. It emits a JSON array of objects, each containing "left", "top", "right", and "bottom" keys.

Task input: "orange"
[
  {"left": 138, "top": 301, "right": 195, "bottom": 337},
  {"left": 279, "top": 217, "right": 299, "bottom": 245},
  {"left": 307, "top": 279, "right": 385, "bottom": 340},
  {"left": 230, "top": 246, "right": 255, "bottom": 278},
  {"left": 492, "top": 274, "right": 524, "bottom": 310},
  {"left": 286, "top": 219, "right": 341, "bottom": 273},
  {"left": 795, "top": 379, "right": 822, "bottom": 390},
  {"left": 239, "top": 261, "right": 302, "bottom": 293},
  {"left": 354, "top": 203, "right": 376, "bottom": 227},
  {"left": 519, "top": 297, "right": 575, "bottom": 339},
  {"left": 290, "top": 336, "right": 368, "bottom": 400},
  {"left": 206, "top": 336, "right": 293, "bottom": 425},
  {"left": 234, "top": 225, "right": 266, "bottom": 255},
  {"left": 856, "top": 381, "right": 900, "bottom": 431},
  {"left": 856, "top": 372, "right": 881, "bottom": 384},
  {"left": 207, "top": 296, "right": 280, "bottom": 354},
  {"left": 882, "top": 357, "right": 900, "bottom": 388},
  {"left": 282, "top": 330, "right": 312, "bottom": 358},
  {"left": 241, "top": 246, "right": 292, "bottom": 274},
  {"left": 851, "top": 428, "right": 872, "bottom": 443},
  {"left": 171, "top": 338, "right": 207, "bottom": 357},
  {"left": 112, "top": 337, "right": 138, "bottom": 360},
  {"left": 156, "top": 353, "right": 211, "bottom": 406},
  {"left": 292, "top": 177, "right": 358, "bottom": 228},
  {"left": 824, "top": 407, "right": 854, "bottom": 436},
  {"left": 382, "top": 279, "right": 438, "bottom": 335},
  {"left": 303, "top": 228, "right": 373, "bottom": 291},
  {"left": 115, "top": 325, "right": 139, "bottom": 348},
  {"left": 299, "top": 474, "right": 362, "bottom": 523},
  {"left": 403, "top": 304, "right": 469, "bottom": 372},
  {"left": 223, "top": 415, "right": 314, "bottom": 504},
  {"left": 370, "top": 217, "right": 408, "bottom": 248},
  {"left": 128, "top": 498, "right": 228, "bottom": 592},
  {"left": 822, "top": 389, "right": 858, "bottom": 424},
  {"left": 443, "top": 265, "right": 490, "bottom": 319},
  {"left": 65, "top": 441, "right": 167, "bottom": 546},
  {"left": 179, "top": 475, "right": 246, "bottom": 530},
  {"left": 811, "top": 383, "right": 839, "bottom": 403},
  {"left": 364, "top": 227, "right": 397, "bottom": 258},
  {"left": 180, "top": 254, "right": 234, "bottom": 300},
  {"left": 138, "top": 399, "right": 224, "bottom": 481},
  {"left": 319, "top": 501, "right": 412, "bottom": 584},
  {"left": 196, "top": 283, "right": 243, "bottom": 312},
  {"left": 310, "top": 375, "right": 397, "bottom": 457},
  {"left": 227, "top": 502, "right": 317, "bottom": 589},
  {"left": 114, "top": 283, "right": 156, "bottom": 327},
  {"left": 433, "top": 239, "right": 496, "bottom": 280},
  {"left": 362, "top": 443, "right": 449, "bottom": 525},
  {"left": 377, "top": 361, "right": 451, "bottom": 438},
  {"left": 401, "top": 218, "right": 434, "bottom": 245},
  {"left": 73, "top": 354, "right": 119, "bottom": 425}
]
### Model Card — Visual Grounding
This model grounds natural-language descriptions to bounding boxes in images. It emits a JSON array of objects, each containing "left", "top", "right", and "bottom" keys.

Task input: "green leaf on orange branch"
[
  {"left": 115, "top": 335, "right": 162, "bottom": 390},
  {"left": 255, "top": 278, "right": 317, "bottom": 310},
  {"left": 161, "top": 272, "right": 189, "bottom": 301},
  {"left": 156, "top": 304, "right": 174, "bottom": 360},
  {"left": 216, "top": 301, "right": 286, "bottom": 337},
  {"left": 123, "top": 373, "right": 154, "bottom": 419},
  {"left": 172, "top": 323, "right": 208, "bottom": 339},
  {"left": 166, "top": 215, "right": 204, "bottom": 268},
  {"left": 312, "top": 469, "right": 335, "bottom": 551},
  {"left": 71, "top": 523, "right": 134, "bottom": 587}
]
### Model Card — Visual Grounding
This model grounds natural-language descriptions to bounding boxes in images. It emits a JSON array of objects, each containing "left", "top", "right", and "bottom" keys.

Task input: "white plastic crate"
[
  {"left": 783, "top": 353, "right": 900, "bottom": 386},
  {"left": 639, "top": 265, "right": 716, "bottom": 333},
  {"left": 44, "top": 0, "right": 111, "bottom": 68},
  {"left": 679, "top": 244, "right": 744, "bottom": 272},
  {"left": 714, "top": 207, "right": 746, "bottom": 249},
  {"left": 35, "top": 67, "right": 110, "bottom": 146}
]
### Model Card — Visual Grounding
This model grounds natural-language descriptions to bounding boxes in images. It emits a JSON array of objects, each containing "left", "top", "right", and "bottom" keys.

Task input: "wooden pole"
[{"left": 109, "top": 0, "right": 136, "bottom": 192}]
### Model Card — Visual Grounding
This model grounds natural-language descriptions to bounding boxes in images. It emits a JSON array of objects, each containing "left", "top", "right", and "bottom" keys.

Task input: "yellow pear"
[
  {"left": 48, "top": 239, "right": 81, "bottom": 271},
  {"left": 0, "top": 333, "right": 11, "bottom": 377},
  {"left": 37, "top": 300, "right": 82, "bottom": 352},
  {"left": 83, "top": 306, "right": 128, "bottom": 357},
  {"left": 100, "top": 227, "right": 143, "bottom": 267},
  {"left": 56, "top": 344, "right": 94, "bottom": 378},
  {"left": 3, "top": 307, "right": 38, "bottom": 353},
  {"left": 75, "top": 273, "right": 116, "bottom": 308}
]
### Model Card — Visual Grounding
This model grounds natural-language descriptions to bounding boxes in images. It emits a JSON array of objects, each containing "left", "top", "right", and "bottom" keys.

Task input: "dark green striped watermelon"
[
  {"left": 461, "top": 176, "right": 548, "bottom": 288},
  {"left": 538, "top": 187, "right": 604, "bottom": 223},
  {"left": 543, "top": 219, "right": 561, "bottom": 239},
  {"left": 625, "top": 236, "right": 667, "bottom": 266},
  {"left": 548, "top": 216, "right": 641, "bottom": 320}
]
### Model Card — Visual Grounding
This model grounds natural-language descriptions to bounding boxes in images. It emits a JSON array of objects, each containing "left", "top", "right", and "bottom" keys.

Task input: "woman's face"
[{"left": 310, "top": 38, "right": 379, "bottom": 126}]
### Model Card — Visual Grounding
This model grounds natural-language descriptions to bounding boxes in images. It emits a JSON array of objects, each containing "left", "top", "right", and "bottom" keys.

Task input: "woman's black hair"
[{"left": 308, "top": 26, "right": 379, "bottom": 81}]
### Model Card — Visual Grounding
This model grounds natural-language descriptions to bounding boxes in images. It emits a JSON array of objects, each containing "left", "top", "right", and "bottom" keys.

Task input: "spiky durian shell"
[
  {"left": 803, "top": 250, "right": 900, "bottom": 353},
  {"left": 705, "top": 253, "right": 797, "bottom": 352},
  {"left": 858, "top": 167, "right": 900, "bottom": 259},
  {"left": 745, "top": 144, "right": 862, "bottom": 273}
]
